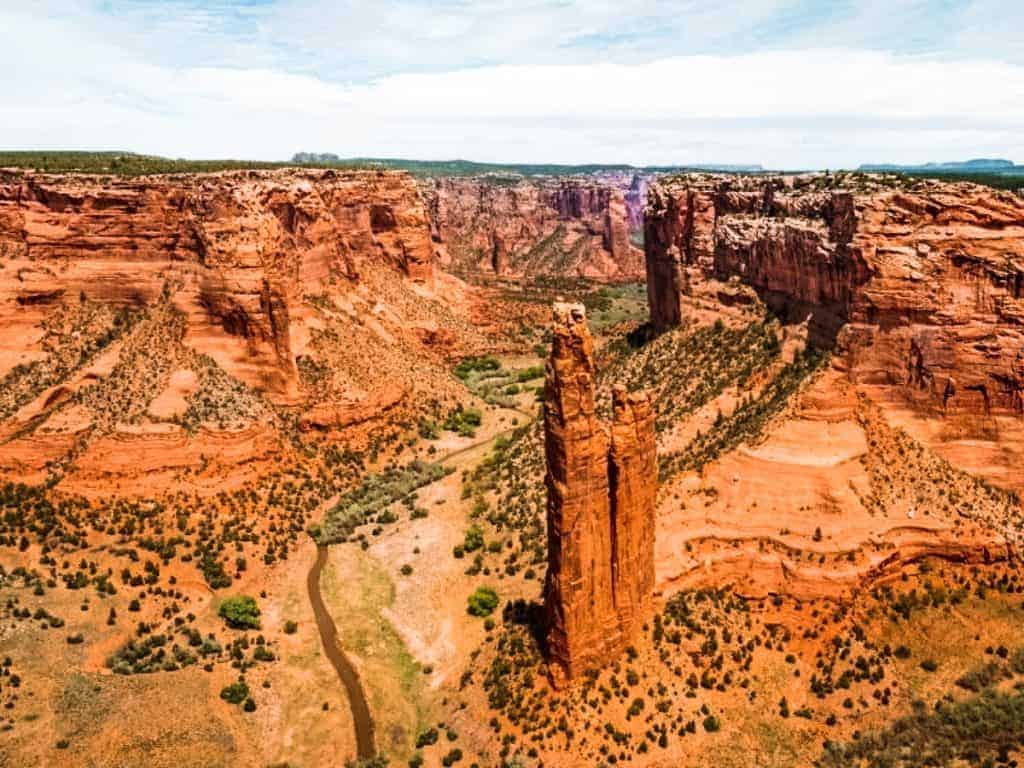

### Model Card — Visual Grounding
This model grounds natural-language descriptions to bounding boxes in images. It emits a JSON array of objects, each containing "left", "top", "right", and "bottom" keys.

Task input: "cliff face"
[
  {"left": 609, "top": 384, "right": 657, "bottom": 641},
  {"left": 422, "top": 176, "right": 645, "bottom": 281},
  {"left": 0, "top": 168, "right": 437, "bottom": 397},
  {"left": 0, "top": 168, "right": 485, "bottom": 491},
  {"left": 543, "top": 303, "right": 656, "bottom": 685},
  {"left": 645, "top": 175, "right": 1024, "bottom": 416}
]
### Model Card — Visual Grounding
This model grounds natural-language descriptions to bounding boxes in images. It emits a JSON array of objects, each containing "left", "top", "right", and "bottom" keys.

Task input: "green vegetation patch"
[
  {"left": 659, "top": 347, "right": 827, "bottom": 480},
  {"left": 599, "top": 318, "right": 782, "bottom": 432},
  {"left": 467, "top": 586, "right": 500, "bottom": 617},
  {"left": 819, "top": 690, "right": 1024, "bottom": 768},
  {"left": 0, "top": 151, "right": 376, "bottom": 176},
  {"left": 317, "top": 460, "right": 453, "bottom": 544},
  {"left": 218, "top": 595, "right": 261, "bottom": 630}
]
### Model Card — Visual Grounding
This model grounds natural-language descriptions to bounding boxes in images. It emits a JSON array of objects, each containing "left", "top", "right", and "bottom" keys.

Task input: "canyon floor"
[{"left": 2, "top": 169, "right": 1024, "bottom": 768}]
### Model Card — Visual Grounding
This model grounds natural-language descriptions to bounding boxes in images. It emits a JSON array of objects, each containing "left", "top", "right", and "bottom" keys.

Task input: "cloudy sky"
[{"left": 4, "top": 1, "right": 1024, "bottom": 168}]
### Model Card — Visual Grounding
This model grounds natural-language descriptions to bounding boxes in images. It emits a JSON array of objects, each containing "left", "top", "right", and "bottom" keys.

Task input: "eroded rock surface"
[
  {"left": 645, "top": 175, "right": 1024, "bottom": 417},
  {"left": 422, "top": 176, "right": 645, "bottom": 281},
  {"left": 0, "top": 168, "right": 436, "bottom": 397},
  {"left": 543, "top": 303, "right": 656, "bottom": 684},
  {"left": 610, "top": 384, "right": 657, "bottom": 641},
  {"left": 0, "top": 168, "right": 485, "bottom": 491}
]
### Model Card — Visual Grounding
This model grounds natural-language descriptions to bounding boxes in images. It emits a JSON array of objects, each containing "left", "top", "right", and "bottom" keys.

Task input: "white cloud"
[{"left": 2, "top": 3, "right": 1023, "bottom": 167}]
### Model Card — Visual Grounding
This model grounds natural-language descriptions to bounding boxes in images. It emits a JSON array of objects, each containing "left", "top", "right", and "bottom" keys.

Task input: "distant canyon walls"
[
  {"left": 543, "top": 302, "right": 656, "bottom": 685},
  {"left": 0, "top": 169, "right": 437, "bottom": 398},
  {"left": 645, "top": 175, "right": 1024, "bottom": 417},
  {"left": 422, "top": 175, "right": 645, "bottom": 281}
]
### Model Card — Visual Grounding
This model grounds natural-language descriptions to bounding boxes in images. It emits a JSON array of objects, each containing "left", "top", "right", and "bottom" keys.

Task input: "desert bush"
[
  {"left": 218, "top": 596, "right": 261, "bottom": 630},
  {"left": 467, "top": 587, "right": 500, "bottom": 617},
  {"left": 220, "top": 679, "right": 249, "bottom": 705}
]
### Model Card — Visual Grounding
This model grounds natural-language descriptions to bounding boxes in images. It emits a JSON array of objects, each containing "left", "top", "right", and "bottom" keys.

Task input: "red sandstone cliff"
[
  {"left": 0, "top": 168, "right": 485, "bottom": 490},
  {"left": 422, "top": 176, "right": 644, "bottom": 281},
  {"left": 543, "top": 303, "right": 656, "bottom": 684},
  {"left": 645, "top": 174, "right": 1024, "bottom": 417},
  {"left": 0, "top": 168, "right": 437, "bottom": 398}
]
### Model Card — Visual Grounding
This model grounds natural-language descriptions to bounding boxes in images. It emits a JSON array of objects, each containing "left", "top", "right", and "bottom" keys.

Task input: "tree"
[
  {"left": 218, "top": 596, "right": 261, "bottom": 629},
  {"left": 463, "top": 525, "right": 485, "bottom": 552},
  {"left": 467, "top": 586, "right": 499, "bottom": 617},
  {"left": 220, "top": 679, "right": 249, "bottom": 704}
]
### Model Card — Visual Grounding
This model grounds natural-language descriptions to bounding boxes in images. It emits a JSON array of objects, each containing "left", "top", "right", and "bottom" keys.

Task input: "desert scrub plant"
[
  {"left": 318, "top": 460, "right": 453, "bottom": 544},
  {"left": 454, "top": 356, "right": 501, "bottom": 380},
  {"left": 467, "top": 586, "right": 500, "bottom": 617},
  {"left": 220, "top": 679, "right": 250, "bottom": 705},
  {"left": 443, "top": 407, "right": 483, "bottom": 437},
  {"left": 819, "top": 689, "right": 1024, "bottom": 768},
  {"left": 462, "top": 524, "right": 485, "bottom": 553},
  {"left": 218, "top": 596, "right": 261, "bottom": 630}
]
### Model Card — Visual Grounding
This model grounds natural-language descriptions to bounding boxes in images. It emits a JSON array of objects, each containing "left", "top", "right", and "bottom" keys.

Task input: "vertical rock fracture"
[{"left": 543, "top": 302, "right": 656, "bottom": 685}]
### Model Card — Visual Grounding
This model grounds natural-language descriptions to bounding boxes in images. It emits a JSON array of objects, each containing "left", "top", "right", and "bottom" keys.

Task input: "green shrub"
[
  {"left": 516, "top": 366, "right": 544, "bottom": 382},
  {"left": 416, "top": 727, "right": 439, "bottom": 748},
  {"left": 956, "top": 661, "right": 1007, "bottom": 692},
  {"left": 467, "top": 587, "right": 499, "bottom": 617},
  {"left": 220, "top": 679, "right": 250, "bottom": 705},
  {"left": 218, "top": 596, "right": 261, "bottom": 629},
  {"left": 454, "top": 356, "right": 500, "bottom": 380},
  {"left": 463, "top": 525, "right": 485, "bottom": 553}
]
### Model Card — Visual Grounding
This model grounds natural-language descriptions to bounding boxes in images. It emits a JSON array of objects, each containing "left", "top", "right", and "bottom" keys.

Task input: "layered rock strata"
[
  {"left": 0, "top": 168, "right": 437, "bottom": 397},
  {"left": 645, "top": 175, "right": 1024, "bottom": 417},
  {"left": 422, "top": 176, "right": 645, "bottom": 281},
  {"left": 543, "top": 303, "right": 656, "bottom": 684}
]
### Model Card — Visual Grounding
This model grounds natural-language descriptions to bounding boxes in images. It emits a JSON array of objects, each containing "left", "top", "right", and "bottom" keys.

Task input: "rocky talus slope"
[
  {"left": 543, "top": 302, "right": 656, "bottom": 684},
  {"left": 422, "top": 175, "right": 645, "bottom": 281}
]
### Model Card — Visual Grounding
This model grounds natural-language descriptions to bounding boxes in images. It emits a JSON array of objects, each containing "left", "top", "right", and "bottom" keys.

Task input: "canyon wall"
[
  {"left": 645, "top": 175, "right": 1024, "bottom": 417},
  {"left": 0, "top": 168, "right": 438, "bottom": 397},
  {"left": 543, "top": 303, "right": 656, "bottom": 685},
  {"left": 422, "top": 175, "right": 645, "bottom": 281}
]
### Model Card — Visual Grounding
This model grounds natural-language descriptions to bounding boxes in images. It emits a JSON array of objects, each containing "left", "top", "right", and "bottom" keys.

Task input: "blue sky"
[{"left": 3, "top": 1, "right": 1024, "bottom": 167}]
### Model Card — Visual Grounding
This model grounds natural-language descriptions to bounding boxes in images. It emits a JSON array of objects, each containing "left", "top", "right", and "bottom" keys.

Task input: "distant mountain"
[{"left": 859, "top": 158, "right": 1023, "bottom": 174}]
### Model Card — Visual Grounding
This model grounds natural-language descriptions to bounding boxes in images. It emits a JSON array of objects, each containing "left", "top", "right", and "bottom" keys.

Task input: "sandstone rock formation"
[
  {"left": 645, "top": 174, "right": 1024, "bottom": 417},
  {"left": 0, "top": 168, "right": 488, "bottom": 491},
  {"left": 422, "top": 176, "right": 645, "bottom": 281},
  {"left": 609, "top": 384, "right": 657, "bottom": 640},
  {"left": 543, "top": 303, "right": 656, "bottom": 684},
  {"left": 0, "top": 168, "right": 437, "bottom": 398}
]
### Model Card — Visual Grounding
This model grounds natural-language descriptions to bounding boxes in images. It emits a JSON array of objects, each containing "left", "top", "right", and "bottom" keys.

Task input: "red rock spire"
[{"left": 543, "top": 302, "right": 656, "bottom": 685}]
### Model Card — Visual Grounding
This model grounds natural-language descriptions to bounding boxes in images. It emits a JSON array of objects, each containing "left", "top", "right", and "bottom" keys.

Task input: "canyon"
[
  {"left": 1, "top": 163, "right": 1024, "bottom": 768},
  {"left": 645, "top": 174, "right": 1024, "bottom": 419},
  {"left": 0, "top": 168, "right": 485, "bottom": 491},
  {"left": 422, "top": 174, "right": 645, "bottom": 281}
]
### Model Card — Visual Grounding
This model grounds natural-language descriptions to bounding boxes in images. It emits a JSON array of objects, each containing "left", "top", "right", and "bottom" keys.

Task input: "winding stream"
[
  {"left": 305, "top": 404, "right": 535, "bottom": 761},
  {"left": 307, "top": 544, "right": 376, "bottom": 760}
]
